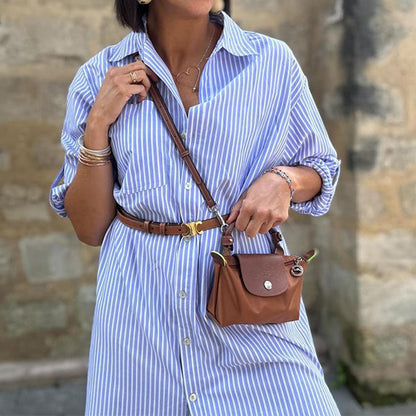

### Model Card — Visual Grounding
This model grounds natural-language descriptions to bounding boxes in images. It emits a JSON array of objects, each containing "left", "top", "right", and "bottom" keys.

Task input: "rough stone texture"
[
  {"left": 400, "top": 181, "right": 416, "bottom": 216},
  {"left": 317, "top": 0, "right": 416, "bottom": 404},
  {"left": 76, "top": 285, "right": 96, "bottom": 332},
  {"left": 0, "top": 0, "right": 415, "bottom": 405},
  {"left": 32, "top": 141, "right": 67, "bottom": 169},
  {"left": 0, "top": 149, "right": 11, "bottom": 171},
  {"left": 0, "top": 237, "right": 16, "bottom": 286},
  {"left": 0, "top": 300, "right": 67, "bottom": 337},
  {"left": 19, "top": 233, "right": 83, "bottom": 284},
  {"left": 0, "top": 184, "right": 50, "bottom": 222}
]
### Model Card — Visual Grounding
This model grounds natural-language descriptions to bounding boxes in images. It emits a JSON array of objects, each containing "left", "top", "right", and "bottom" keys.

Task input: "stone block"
[
  {"left": 45, "top": 331, "right": 91, "bottom": 358},
  {"left": 39, "top": 78, "right": 72, "bottom": 125},
  {"left": 359, "top": 273, "right": 416, "bottom": 332},
  {"left": 372, "top": 332, "right": 411, "bottom": 364},
  {"left": 394, "top": 0, "right": 416, "bottom": 12},
  {"left": 400, "top": 181, "right": 416, "bottom": 216},
  {"left": 343, "top": 0, "right": 408, "bottom": 66},
  {"left": 341, "top": 84, "right": 404, "bottom": 123},
  {"left": 40, "top": 0, "right": 111, "bottom": 8},
  {"left": 0, "top": 76, "right": 41, "bottom": 123},
  {"left": 100, "top": 15, "right": 130, "bottom": 47},
  {"left": 77, "top": 284, "right": 96, "bottom": 331},
  {"left": 378, "top": 138, "right": 416, "bottom": 171},
  {"left": 359, "top": 273, "right": 416, "bottom": 327},
  {"left": 0, "top": 14, "right": 94, "bottom": 69},
  {"left": 32, "top": 140, "right": 65, "bottom": 169},
  {"left": 0, "top": 300, "right": 67, "bottom": 337},
  {"left": 323, "top": 267, "right": 359, "bottom": 326},
  {"left": 348, "top": 136, "right": 416, "bottom": 173},
  {"left": 0, "top": 184, "right": 50, "bottom": 222},
  {"left": 0, "top": 149, "right": 11, "bottom": 170},
  {"left": 0, "top": 237, "right": 16, "bottom": 285},
  {"left": 357, "top": 186, "right": 384, "bottom": 223},
  {"left": 358, "top": 231, "right": 416, "bottom": 277},
  {"left": 19, "top": 233, "right": 83, "bottom": 283},
  {"left": 347, "top": 138, "right": 379, "bottom": 171}
]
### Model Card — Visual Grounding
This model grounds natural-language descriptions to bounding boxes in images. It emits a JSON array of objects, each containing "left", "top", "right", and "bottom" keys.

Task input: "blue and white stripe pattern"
[{"left": 50, "top": 11, "right": 341, "bottom": 416}]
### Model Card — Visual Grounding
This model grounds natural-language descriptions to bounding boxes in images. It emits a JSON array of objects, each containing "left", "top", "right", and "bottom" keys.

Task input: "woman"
[{"left": 50, "top": 0, "right": 341, "bottom": 414}]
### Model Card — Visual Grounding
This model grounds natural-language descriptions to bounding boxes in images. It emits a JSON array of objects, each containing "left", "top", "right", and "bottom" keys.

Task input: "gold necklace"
[{"left": 173, "top": 25, "right": 216, "bottom": 93}]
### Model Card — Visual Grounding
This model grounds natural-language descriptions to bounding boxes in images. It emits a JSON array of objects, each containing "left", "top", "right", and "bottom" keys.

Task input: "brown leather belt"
[{"left": 116, "top": 206, "right": 230, "bottom": 237}]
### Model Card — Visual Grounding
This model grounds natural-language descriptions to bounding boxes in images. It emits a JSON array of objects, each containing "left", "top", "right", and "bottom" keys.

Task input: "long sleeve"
[
  {"left": 280, "top": 53, "right": 341, "bottom": 216},
  {"left": 49, "top": 66, "right": 95, "bottom": 218}
]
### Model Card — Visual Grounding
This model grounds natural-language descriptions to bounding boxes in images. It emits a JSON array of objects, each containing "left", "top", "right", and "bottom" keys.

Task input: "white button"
[
  {"left": 189, "top": 393, "right": 197, "bottom": 402},
  {"left": 181, "top": 132, "right": 187, "bottom": 140},
  {"left": 179, "top": 290, "right": 187, "bottom": 299},
  {"left": 182, "top": 236, "right": 191, "bottom": 243},
  {"left": 183, "top": 337, "right": 191, "bottom": 346},
  {"left": 185, "top": 182, "right": 191, "bottom": 190}
]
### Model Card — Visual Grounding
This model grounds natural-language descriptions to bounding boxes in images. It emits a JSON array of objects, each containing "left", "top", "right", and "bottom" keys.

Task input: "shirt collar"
[{"left": 108, "top": 11, "right": 258, "bottom": 63}]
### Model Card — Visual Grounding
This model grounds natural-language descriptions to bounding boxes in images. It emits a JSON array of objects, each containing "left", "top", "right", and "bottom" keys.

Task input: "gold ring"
[{"left": 129, "top": 71, "right": 138, "bottom": 83}]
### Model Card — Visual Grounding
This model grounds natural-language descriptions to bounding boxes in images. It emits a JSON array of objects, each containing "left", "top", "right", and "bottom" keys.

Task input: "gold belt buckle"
[{"left": 182, "top": 220, "right": 203, "bottom": 237}]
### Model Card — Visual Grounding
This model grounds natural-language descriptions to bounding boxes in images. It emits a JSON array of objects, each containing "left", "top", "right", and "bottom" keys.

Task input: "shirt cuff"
[
  {"left": 49, "top": 165, "right": 69, "bottom": 218},
  {"left": 289, "top": 157, "right": 341, "bottom": 216}
]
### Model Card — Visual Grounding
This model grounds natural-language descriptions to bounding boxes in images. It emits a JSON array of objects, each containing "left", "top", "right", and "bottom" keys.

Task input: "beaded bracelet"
[
  {"left": 263, "top": 167, "right": 295, "bottom": 201},
  {"left": 78, "top": 135, "right": 112, "bottom": 167}
]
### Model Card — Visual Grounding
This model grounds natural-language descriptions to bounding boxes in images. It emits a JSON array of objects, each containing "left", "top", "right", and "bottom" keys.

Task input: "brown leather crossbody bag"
[{"left": 138, "top": 71, "right": 317, "bottom": 327}]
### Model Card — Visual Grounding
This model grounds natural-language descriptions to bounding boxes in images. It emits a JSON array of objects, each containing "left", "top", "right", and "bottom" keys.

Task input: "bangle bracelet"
[
  {"left": 78, "top": 135, "right": 112, "bottom": 167},
  {"left": 78, "top": 135, "right": 111, "bottom": 155},
  {"left": 264, "top": 167, "right": 295, "bottom": 201}
]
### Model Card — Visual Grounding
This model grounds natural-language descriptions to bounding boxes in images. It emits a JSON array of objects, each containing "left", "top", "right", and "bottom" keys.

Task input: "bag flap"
[{"left": 235, "top": 254, "right": 289, "bottom": 297}]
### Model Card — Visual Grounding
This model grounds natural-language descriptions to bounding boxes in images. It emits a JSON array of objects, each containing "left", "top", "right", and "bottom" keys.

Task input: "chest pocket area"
[{"left": 109, "top": 99, "right": 170, "bottom": 193}]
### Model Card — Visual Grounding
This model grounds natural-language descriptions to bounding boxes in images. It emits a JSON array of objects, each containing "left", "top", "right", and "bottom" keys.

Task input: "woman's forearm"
[
  {"left": 64, "top": 118, "right": 116, "bottom": 246},
  {"left": 63, "top": 60, "right": 156, "bottom": 246},
  {"left": 273, "top": 165, "right": 323, "bottom": 203}
]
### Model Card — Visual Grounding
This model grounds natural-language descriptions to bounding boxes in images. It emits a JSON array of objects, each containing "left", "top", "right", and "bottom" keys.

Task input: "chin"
[{"left": 162, "top": 0, "right": 215, "bottom": 18}]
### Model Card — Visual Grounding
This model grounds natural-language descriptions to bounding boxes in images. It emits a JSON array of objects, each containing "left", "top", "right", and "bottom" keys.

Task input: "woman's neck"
[{"left": 146, "top": 6, "right": 217, "bottom": 74}]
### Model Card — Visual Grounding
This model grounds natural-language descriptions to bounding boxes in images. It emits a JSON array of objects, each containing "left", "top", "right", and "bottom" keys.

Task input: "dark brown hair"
[
  {"left": 115, "top": 0, "right": 149, "bottom": 33},
  {"left": 114, "top": 0, "right": 230, "bottom": 33}
]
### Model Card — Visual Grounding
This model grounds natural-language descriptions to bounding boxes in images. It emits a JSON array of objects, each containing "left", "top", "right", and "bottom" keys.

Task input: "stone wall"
[
  {"left": 0, "top": 0, "right": 128, "bottom": 373},
  {"left": 331, "top": 0, "right": 416, "bottom": 404},
  {"left": 0, "top": 0, "right": 415, "bottom": 404}
]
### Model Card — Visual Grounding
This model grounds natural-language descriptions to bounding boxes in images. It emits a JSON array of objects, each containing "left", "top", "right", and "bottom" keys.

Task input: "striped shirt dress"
[{"left": 50, "top": 11, "right": 341, "bottom": 416}]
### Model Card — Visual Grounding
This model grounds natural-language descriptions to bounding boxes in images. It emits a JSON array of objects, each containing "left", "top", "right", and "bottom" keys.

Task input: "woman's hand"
[
  {"left": 226, "top": 172, "right": 291, "bottom": 238},
  {"left": 226, "top": 166, "right": 323, "bottom": 238},
  {"left": 86, "top": 60, "right": 158, "bottom": 131}
]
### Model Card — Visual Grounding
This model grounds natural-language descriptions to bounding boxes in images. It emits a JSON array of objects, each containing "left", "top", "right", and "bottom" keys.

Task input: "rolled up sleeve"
[
  {"left": 49, "top": 66, "right": 94, "bottom": 218},
  {"left": 280, "top": 57, "right": 341, "bottom": 216}
]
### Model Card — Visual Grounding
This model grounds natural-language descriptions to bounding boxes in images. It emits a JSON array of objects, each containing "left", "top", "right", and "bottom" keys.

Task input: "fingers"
[
  {"left": 127, "top": 84, "right": 146, "bottom": 101},
  {"left": 234, "top": 199, "right": 289, "bottom": 238},
  {"left": 105, "top": 65, "right": 152, "bottom": 103},
  {"left": 234, "top": 200, "right": 254, "bottom": 233},
  {"left": 122, "top": 60, "right": 148, "bottom": 74},
  {"left": 124, "top": 60, "right": 160, "bottom": 82},
  {"left": 124, "top": 72, "right": 151, "bottom": 90},
  {"left": 226, "top": 200, "right": 243, "bottom": 224}
]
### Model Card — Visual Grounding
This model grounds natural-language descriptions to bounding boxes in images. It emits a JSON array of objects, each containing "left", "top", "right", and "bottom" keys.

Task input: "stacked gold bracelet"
[{"left": 78, "top": 136, "right": 112, "bottom": 167}]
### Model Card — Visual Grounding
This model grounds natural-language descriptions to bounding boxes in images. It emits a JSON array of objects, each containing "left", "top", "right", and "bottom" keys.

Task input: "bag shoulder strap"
[{"left": 148, "top": 80, "right": 218, "bottom": 210}]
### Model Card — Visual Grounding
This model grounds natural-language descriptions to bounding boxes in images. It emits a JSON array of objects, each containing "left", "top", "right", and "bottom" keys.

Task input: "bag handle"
[{"left": 221, "top": 222, "right": 285, "bottom": 256}]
